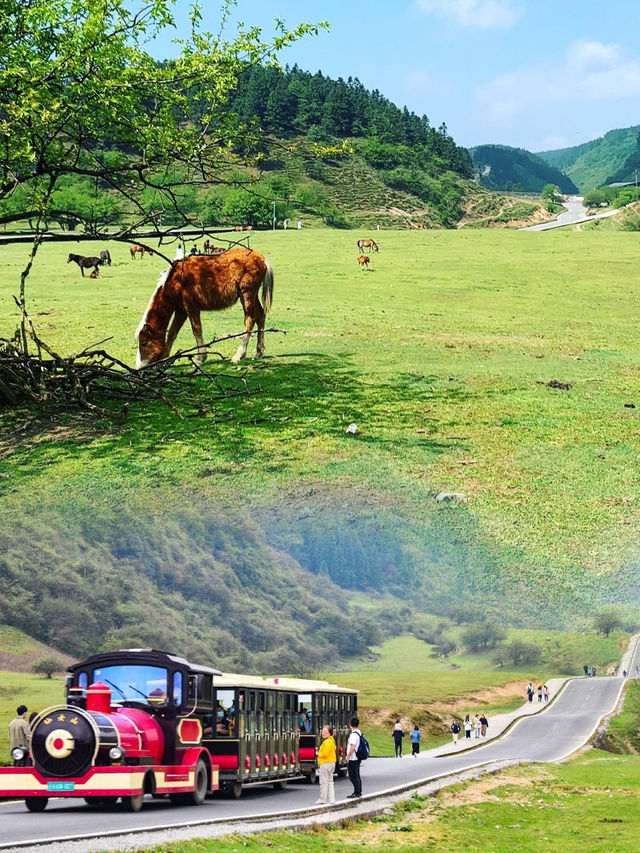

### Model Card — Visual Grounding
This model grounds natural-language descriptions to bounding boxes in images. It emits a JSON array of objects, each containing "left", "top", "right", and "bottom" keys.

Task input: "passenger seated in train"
[
  {"left": 303, "top": 710, "right": 313, "bottom": 732},
  {"left": 216, "top": 704, "right": 230, "bottom": 735}
]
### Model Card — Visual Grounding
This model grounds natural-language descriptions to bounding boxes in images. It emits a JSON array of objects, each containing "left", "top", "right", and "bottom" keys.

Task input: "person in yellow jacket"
[{"left": 315, "top": 724, "right": 336, "bottom": 805}]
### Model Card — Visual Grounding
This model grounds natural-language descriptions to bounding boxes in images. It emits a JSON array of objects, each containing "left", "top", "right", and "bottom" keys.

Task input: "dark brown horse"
[
  {"left": 135, "top": 247, "right": 274, "bottom": 369},
  {"left": 356, "top": 238, "right": 378, "bottom": 252},
  {"left": 67, "top": 254, "right": 101, "bottom": 276}
]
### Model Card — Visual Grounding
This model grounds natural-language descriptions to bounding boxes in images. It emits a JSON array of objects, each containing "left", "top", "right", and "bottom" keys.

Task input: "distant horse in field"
[
  {"left": 135, "top": 247, "right": 274, "bottom": 369},
  {"left": 409, "top": 221, "right": 425, "bottom": 229},
  {"left": 357, "top": 255, "right": 370, "bottom": 270},
  {"left": 67, "top": 254, "right": 102, "bottom": 277},
  {"left": 100, "top": 249, "right": 112, "bottom": 266},
  {"left": 357, "top": 238, "right": 378, "bottom": 253},
  {"left": 130, "top": 243, "right": 153, "bottom": 259},
  {"left": 89, "top": 269, "right": 100, "bottom": 279}
]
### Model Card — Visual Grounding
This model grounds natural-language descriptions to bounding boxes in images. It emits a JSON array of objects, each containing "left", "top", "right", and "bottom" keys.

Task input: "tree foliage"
[
  {"left": 32, "top": 657, "right": 66, "bottom": 678},
  {"left": 594, "top": 609, "right": 623, "bottom": 637},
  {"left": 0, "top": 0, "right": 322, "bottom": 233}
]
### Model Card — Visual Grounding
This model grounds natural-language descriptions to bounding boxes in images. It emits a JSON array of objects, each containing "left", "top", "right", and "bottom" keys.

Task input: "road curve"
[
  {"left": 523, "top": 197, "right": 620, "bottom": 231},
  {"left": 2, "top": 639, "right": 638, "bottom": 851}
]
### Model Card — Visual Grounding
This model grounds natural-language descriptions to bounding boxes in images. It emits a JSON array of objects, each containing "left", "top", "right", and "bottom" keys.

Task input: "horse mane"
[{"left": 135, "top": 267, "right": 173, "bottom": 340}]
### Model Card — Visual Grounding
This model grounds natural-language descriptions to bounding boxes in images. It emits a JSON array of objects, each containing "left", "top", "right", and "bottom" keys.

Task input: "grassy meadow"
[
  {"left": 128, "top": 751, "right": 640, "bottom": 853},
  {"left": 2, "top": 228, "right": 640, "bottom": 611}
]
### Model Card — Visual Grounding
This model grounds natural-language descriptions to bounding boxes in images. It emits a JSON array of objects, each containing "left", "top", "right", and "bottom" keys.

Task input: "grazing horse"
[
  {"left": 357, "top": 238, "right": 378, "bottom": 253},
  {"left": 67, "top": 254, "right": 102, "bottom": 277},
  {"left": 409, "top": 221, "right": 425, "bottom": 229},
  {"left": 100, "top": 249, "right": 112, "bottom": 266},
  {"left": 357, "top": 255, "right": 370, "bottom": 270},
  {"left": 135, "top": 247, "right": 274, "bottom": 369},
  {"left": 130, "top": 243, "right": 153, "bottom": 259}
]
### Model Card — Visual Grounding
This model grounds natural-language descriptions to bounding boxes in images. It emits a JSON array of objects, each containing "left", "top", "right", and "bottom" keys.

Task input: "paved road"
[
  {"left": 524, "top": 197, "right": 620, "bottom": 231},
  {"left": 2, "top": 639, "right": 638, "bottom": 851}
]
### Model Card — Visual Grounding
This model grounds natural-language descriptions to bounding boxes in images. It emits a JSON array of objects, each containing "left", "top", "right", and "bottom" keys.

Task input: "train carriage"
[{"left": 271, "top": 677, "right": 358, "bottom": 783}]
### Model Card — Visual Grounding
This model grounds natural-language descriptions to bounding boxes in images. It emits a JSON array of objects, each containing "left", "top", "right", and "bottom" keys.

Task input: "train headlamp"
[
  {"left": 109, "top": 746, "right": 125, "bottom": 761},
  {"left": 11, "top": 747, "right": 26, "bottom": 762}
]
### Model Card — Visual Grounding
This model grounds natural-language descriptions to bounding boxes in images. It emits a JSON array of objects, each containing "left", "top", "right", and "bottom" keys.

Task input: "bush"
[{"left": 33, "top": 657, "right": 66, "bottom": 678}]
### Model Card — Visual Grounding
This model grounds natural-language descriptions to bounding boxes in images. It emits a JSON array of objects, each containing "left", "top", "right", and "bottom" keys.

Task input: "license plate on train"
[{"left": 47, "top": 781, "right": 75, "bottom": 792}]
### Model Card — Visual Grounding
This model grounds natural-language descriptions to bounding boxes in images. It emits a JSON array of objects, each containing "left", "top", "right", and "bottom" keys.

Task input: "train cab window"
[
  {"left": 172, "top": 672, "right": 183, "bottom": 706},
  {"left": 93, "top": 664, "right": 168, "bottom": 707},
  {"left": 188, "top": 673, "right": 212, "bottom": 705},
  {"left": 215, "top": 689, "right": 235, "bottom": 736},
  {"left": 297, "top": 693, "right": 313, "bottom": 732},
  {"left": 78, "top": 672, "right": 88, "bottom": 691}
]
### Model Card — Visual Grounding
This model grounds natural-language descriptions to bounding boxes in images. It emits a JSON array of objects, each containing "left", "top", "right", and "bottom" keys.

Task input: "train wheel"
[
  {"left": 84, "top": 797, "right": 103, "bottom": 806},
  {"left": 306, "top": 768, "right": 317, "bottom": 785},
  {"left": 229, "top": 781, "right": 243, "bottom": 799},
  {"left": 25, "top": 797, "right": 48, "bottom": 812},
  {"left": 187, "top": 758, "right": 208, "bottom": 806},
  {"left": 273, "top": 780, "right": 287, "bottom": 791},
  {"left": 122, "top": 792, "right": 144, "bottom": 812}
]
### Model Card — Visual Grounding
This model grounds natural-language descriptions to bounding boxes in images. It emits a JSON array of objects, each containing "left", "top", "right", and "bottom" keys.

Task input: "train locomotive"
[
  {"left": 2, "top": 649, "right": 219, "bottom": 812},
  {"left": 2, "top": 648, "right": 358, "bottom": 812}
]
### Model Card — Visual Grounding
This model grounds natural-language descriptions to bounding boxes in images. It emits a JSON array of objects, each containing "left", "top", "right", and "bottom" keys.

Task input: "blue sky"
[{"left": 153, "top": 1, "right": 640, "bottom": 152}]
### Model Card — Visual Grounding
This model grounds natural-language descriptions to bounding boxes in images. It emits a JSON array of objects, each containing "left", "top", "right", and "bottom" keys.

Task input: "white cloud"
[
  {"left": 567, "top": 39, "right": 622, "bottom": 72},
  {"left": 415, "top": 0, "right": 521, "bottom": 29},
  {"left": 476, "top": 40, "right": 640, "bottom": 125}
]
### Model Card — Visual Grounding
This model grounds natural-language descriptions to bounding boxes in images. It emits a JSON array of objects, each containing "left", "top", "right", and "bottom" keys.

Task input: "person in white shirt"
[{"left": 345, "top": 715, "right": 362, "bottom": 798}]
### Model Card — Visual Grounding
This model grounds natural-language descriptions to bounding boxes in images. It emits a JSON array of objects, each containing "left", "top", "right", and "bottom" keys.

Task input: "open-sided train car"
[
  {"left": 1, "top": 649, "right": 220, "bottom": 812},
  {"left": 264, "top": 676, "right": 358, "bottom": 784},
  {"left": 205, "top": 674, "right": 357, "bottom": 795}
]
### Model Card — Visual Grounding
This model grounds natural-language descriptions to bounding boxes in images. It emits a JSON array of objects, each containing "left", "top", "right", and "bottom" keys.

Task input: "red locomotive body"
[{"left": 0, "top": 650, "right": 219, "bottom": 812}]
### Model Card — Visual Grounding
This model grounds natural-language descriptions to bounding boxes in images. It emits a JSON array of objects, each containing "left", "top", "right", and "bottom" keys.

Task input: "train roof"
[
  {"left": 66, "top": 649, "right": 221, "bottom": 677},
  {"left": 214, "top": 672, "right": 357, "bottom": 694}
]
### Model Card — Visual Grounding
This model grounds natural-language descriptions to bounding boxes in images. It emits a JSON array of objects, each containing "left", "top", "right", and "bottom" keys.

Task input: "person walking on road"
[
  {"left": 9, "top": 705, "right": 29, "bottom": 754},
  {"left": 464, "top": 714, "right": 472, "bottom": 739},
  {"left": 315, "top": 725, "right": 336, "bottom": 805},
  {"left": 474, "top": 714, "right": 481, "bottom": 738},
  {"left": 526, "top": 682, "right": 534, "bottom": 702},
  {"left": 537, "top": 685, "right": 543, "bottom": 702},
  {"left": 543, "top": 684, "right": 550, "bottom": 702},
  {"left": 392, "top": 720, "right": 405, "bottom": 757},
  {"left": 479, "top": 714, "right": 489, "bottom": 737},
  {"left": 345, "top": 716, "right": 363, "bottom": 798},
  {"left": 410, "top": 725, "right": 421, "bottom": 756},
  {"left": 450, "top": 720, "right": 461, "bottom": 743}
]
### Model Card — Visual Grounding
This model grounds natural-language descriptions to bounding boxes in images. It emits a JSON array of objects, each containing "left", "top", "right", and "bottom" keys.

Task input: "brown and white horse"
[
  {"left": 135, "top": 247, "right": 273, "bottom": 369},
  {"left": 356, "top": 238, "right": 378, "bottom": 253}
]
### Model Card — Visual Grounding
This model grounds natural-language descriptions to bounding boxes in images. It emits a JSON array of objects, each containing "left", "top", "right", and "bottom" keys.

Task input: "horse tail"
[
  {"left": 106, "top": 250, "right": 111, "bottom": 265},
  {"left": 262, "top": 260, "right": 274, "bottom": 314}
]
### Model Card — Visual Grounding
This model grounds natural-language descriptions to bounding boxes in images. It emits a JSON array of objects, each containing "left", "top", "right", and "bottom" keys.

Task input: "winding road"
[
  {"left": 523, "top": 196, "right": 620, "bottom": 231},
  {"left": 2, "top": 639, "right": 638, "bottom": 852}
]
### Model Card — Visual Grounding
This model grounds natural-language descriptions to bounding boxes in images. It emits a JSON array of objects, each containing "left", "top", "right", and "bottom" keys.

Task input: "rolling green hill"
[
  {"left": 539, "top": 125, "right": 640, "bottom": 191},
  {"left": 2, "top": 229, "right": 640, "bottom": 668},
  {"left": 469, "top": 144, "right": 577, "bottom": 194}
]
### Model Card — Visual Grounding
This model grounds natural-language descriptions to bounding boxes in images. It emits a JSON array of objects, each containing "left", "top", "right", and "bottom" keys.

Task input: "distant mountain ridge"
[
  {"left": 538, "top": 125, "right": 640, "bottom": 191},
  {"left": 469, "top": 144, "right": 578, "bottom": 194}
]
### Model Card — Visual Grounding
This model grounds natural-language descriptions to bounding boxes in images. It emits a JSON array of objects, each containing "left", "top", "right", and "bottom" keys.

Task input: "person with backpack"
[
  {"left": 345, "top": 715, "right": 366, "bottom": 798},
  {"left": 450, "top": 719, "right": 461, "bottom": 743},
  {"left": 392, "top": 720, "right": 405, "bottom": 757},
  {"left": 410, "top": 724, "right": 421, "bottom": 756}
]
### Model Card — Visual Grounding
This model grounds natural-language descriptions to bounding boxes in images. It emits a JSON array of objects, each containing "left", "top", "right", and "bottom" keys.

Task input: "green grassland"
[
  {"left": 2, "top": 228, "right": 640, "bottom": 621},
  {"left": 338, "top": 631, "right": 626, "bottom": 755},
  {"left": 0, "top": 669, "right": 63, "bottom": 762},
  {"left": 122, "top": 751, "right": 640, "bottom": 853}
]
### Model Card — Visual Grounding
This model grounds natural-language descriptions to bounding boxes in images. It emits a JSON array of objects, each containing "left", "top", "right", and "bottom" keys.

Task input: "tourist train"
[{"left": 1, "top": 648, "right": 357, "bottom": 812}]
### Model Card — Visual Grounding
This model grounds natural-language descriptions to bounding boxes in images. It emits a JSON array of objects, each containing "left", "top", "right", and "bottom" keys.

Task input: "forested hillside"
[
  {"left": 469, "top": 144, "right": 578, "bottom": 194},
  {"left": 1, "top": 64, "right": 503, "bottom": 231},
  {"left": 539, "top": 126, "right": 640, "bottom": 191}
]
